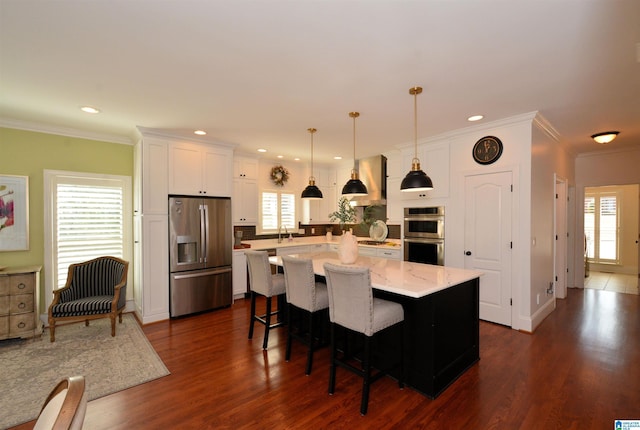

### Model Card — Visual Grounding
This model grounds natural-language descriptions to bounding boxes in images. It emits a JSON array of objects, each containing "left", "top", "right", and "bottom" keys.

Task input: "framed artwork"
[{"left": 0, "top": 175, "right": 29, "bottom": 251}]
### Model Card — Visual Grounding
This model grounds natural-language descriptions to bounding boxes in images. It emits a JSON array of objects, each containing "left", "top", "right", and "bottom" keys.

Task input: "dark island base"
[{"left": 374, "top": 277, "right": 480, "bottom": 398}]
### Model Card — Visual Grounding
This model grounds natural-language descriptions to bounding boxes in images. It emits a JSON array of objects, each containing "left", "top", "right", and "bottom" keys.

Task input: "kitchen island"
[{"left": 270, "top": 251, "right": 482, "bottom": 399}]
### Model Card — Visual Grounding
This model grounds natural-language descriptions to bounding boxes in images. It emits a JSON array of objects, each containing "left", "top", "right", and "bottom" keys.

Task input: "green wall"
[{"left": 0, "top": 127, "right": 133, "bottom": 271}]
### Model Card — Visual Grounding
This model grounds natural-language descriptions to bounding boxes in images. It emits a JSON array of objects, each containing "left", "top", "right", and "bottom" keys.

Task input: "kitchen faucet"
[{"left": 278, "top": 225, "right": 288, "bottom": 243}]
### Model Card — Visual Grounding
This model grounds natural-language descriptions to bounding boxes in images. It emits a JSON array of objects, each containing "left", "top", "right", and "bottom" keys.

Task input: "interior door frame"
[{"left": 554, "top": 175, "right": 568, "bottom": 299}]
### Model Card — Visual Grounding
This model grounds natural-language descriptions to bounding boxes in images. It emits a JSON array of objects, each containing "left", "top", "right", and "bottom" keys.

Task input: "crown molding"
[
  {"left": 0, "top": 117, "right": 134, "bottom": 145},
  {"left": 136, "top": 126, "right": 237, "bottom": 149},
  {"left": 394, "top": 111, "right": 540, "bottom": 150}
]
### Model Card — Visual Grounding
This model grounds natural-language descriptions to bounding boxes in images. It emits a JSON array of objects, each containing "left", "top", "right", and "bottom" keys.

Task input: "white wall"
[
  {"left": 573, "top": 148, "right": 640, "bottom": 285},
  {"left": 529, "top": 118, "right": 575, "bottom": 328}
]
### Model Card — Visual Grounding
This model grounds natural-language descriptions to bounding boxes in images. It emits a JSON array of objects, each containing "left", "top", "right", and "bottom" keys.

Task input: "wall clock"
[{"left": 472, "top": 136, "right": 503, "bottom": 165}]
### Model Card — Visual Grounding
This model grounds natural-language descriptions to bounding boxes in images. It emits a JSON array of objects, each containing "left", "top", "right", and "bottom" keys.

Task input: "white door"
[{"left": 464, "top": 171, "right": 512, "bottom": 326}]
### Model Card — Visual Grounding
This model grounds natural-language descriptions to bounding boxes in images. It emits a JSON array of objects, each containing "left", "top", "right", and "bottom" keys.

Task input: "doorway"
[{"left": 583, "top": 184, "right": 639, "bottom": 295}]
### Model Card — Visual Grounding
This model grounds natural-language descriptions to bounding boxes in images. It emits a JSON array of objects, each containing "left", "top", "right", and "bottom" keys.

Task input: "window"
[
  {"left": 260, "top": 190, "right": 296, "bottom": 234},
  {"left": 44, "top": 170, "right": 132, "bottom": 308},
  {"left": 584, "top": 190, "right": 619, "bottom": 264}
]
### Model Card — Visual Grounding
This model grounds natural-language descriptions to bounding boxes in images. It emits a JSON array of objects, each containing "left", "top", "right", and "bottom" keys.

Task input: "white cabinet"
[
  {"left": 169, "top": 142, "right": 233, "bottom": 197},
  {"left": 233, "top": 156, "right": 258, "bottom": 180},
  {"left": 134, "top": 132, "right": 171, "bottom": 324},
  {"left": 138, "top": 214, "right": 170, "bottom": 323},
  {"left": 232, "top": 251, "right": 247, "bottom": 301},
  {"left": 134, "top": 136, "right": 168, "bottom": 215},
  {"left": 232, "top": 156, "right": 259, "bottom": 225},
  {"left": 303, "top": 167, "right": 337, "bottom": 224},
  {"left": 401, "top": 142, "right": 449, "bottom": 200}
]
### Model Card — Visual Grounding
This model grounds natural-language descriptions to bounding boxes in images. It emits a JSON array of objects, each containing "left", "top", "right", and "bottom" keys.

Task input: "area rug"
[{"left": 0, "top": 314, "right": 170, "bottom": 429}]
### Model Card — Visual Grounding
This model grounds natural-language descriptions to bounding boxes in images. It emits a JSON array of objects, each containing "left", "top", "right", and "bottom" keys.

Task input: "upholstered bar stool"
[
  {"left": 323, "top": 263, "right": 405, "bottom": 415},
  {"left": 281, "top": 256, "right": 329, "bottom": 375},
  {"left": 245, "top": 250, "right": 286, "bottom": 350}
]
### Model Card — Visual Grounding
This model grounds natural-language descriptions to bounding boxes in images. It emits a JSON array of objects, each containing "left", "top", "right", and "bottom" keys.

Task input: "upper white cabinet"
[
  {"left": 232, "top": 156, "right": 259, "bottom": 225},
  {"left": 305, "top": 167, "right": 337, "bottom": 224},
  {"left": 134, "top": 136, "right": 168, "bottom": 215},
  {"left": 401, "top": 142, "right": 450, "bottom": 200},
  {"left": 233, "top": 156, "right": 258, "bottom": 180},
  {"left": 169, "top": 142, "right": 233, "bottom": 197}
]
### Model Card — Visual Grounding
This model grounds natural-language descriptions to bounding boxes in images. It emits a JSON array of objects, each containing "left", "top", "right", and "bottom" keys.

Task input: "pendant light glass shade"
[
  {"left": 302, "top": 128, "right": 323, "bottom": 200},
  {"left": 401, "top": 86, "right": 434, "bottom": 192},
  {"left": 342, "top": 112, "right": 368, "bottom": 197}
]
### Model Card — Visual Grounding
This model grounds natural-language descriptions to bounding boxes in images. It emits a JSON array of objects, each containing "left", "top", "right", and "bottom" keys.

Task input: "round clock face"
[{"left": 473, "top": 136, "right": 503, "bottom": 165}]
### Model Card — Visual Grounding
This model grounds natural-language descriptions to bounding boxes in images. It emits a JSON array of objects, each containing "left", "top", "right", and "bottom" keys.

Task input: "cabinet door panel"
[
  {"left": 169, "top": 144, "right": 202, "bottom": 195},
  {"left": 203, "top": 148, "right": 232, "bottom": 196}
]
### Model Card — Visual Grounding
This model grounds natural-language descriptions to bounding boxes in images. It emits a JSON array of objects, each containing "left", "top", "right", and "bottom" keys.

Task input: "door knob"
[{"left": 465, "top": 251, "right": 472, "bottom": 256}]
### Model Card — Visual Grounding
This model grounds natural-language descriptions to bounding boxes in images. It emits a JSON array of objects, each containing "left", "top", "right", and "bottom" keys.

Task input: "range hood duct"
[{"left": 350, "top": 154, "right": 387, "bottom": 207}]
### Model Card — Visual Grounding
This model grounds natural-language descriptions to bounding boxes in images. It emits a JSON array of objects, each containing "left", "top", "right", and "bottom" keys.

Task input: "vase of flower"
[{"left": 338, "top": 229, "right": 358, "bottom": 264}]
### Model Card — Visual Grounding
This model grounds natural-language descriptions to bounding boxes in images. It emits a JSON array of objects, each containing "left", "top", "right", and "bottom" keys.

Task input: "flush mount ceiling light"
[
  {"left": 467, "top": 115, "right": 484, "bottom": 122},
  {"left": 401, "top": 86, "right": 434, "bottom": 192},
  {"left": 341, "top": 111, "right": 368, "bottom": 197},
  {"left": 301, "top": 128, "right": 323, "bottom": 200},
  {"left": 80, "top": 106, "right": 100, "bottom": 114},
  {"left": 194, "top": 130, "right": 207, "bottom": 136},
  {"left": 591, "top": 131, "right": 620, "bottom": 144}
]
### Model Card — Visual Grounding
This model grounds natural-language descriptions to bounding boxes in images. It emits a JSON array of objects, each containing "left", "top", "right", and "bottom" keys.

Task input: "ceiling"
[{"left": 1, "top": 0, "right": 639, "bottom": 165}]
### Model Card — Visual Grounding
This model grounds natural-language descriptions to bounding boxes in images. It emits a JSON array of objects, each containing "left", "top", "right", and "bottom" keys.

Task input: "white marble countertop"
[
  {"left": 236, "top": 235, "right": 402, "bottom": 252},
  {"left": 269, "top": 251, "right": 482, "bottom": 299}
]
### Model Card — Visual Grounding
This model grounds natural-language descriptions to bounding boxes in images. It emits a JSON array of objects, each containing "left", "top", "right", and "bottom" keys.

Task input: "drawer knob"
[
  {"left": 18, "top": 322, "right": 26, "bottom": 329},
  {"left": 17, "top": 283, "right": 26, "bottom": 289},
  {"left": 18, "top": 302, "right": 26, "bottom": 309}
]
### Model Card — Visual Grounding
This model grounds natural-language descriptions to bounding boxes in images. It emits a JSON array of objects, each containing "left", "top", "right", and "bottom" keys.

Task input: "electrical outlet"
[
  {"left": 311, "top": 228, "right": 315, "bottom": 234},
  {"left": 536, "top": 293, "right": 540, "bottom": 305}
]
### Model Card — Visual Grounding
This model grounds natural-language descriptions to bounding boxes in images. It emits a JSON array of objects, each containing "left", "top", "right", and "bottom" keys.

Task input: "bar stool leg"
[
  {"left": 285, "top": 303, "right": 293, "bottom": 361},
  {"left": 248, "top": 291, "right": 256, "bottom": 340},
  {"left": 305, "top": 311, "right": 314, "bottom": 375},
  {"left": 361, "top": 336, "right": 372, "bottom": 415},
  {"left": 328, "top": 323, "right": 337, "bottom": 395},
  {"left": 263, "top": 296, "right": 272, "bottom": 350}
]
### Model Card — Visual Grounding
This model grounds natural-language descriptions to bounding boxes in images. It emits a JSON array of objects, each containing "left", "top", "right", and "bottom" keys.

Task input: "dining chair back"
[
  {"left": 282, "top": 256, "right": 329, "bottom": 374},
  {"left": 245, "top": 250, "right": 286, "bottom": 349},
  {"left": 323, "top": 262, "right": 405, "bottom": 415}
]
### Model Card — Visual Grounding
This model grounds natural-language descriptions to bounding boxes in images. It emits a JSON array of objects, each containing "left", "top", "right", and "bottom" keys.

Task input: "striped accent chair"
[{"left": 48, "top": 256, "right": 129, "bottom": 342}]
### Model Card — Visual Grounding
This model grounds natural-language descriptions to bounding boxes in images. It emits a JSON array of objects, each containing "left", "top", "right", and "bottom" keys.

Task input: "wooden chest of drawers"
[{"left": 0, "top": 265, "right": 43, "bottom": 340}]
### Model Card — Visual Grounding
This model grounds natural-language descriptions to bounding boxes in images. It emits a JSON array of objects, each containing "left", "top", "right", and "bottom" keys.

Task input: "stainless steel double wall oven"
[{"left": 403, "top": 206, "right": 445, "bottom": 265}]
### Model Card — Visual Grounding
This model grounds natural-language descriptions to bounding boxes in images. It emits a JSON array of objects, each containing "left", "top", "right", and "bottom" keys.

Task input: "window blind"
[{"left": 55, "top": 183, "right": 124, "bottom": 289}]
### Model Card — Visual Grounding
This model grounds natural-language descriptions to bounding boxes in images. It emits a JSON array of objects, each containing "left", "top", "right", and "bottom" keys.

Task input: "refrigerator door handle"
[{"left": 201, "top": 203, "right": 209, "bottom": 263}]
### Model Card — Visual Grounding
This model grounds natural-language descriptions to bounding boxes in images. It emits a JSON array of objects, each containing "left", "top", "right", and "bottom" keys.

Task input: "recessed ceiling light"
[
  {"left": 467, "top": 115, "right": 484, "bottom": 122},
  {"left": 257, "top": 148, "right": 267, "bottom": 153},
  {"left": 194, "top": 130, "right": 206, "bottom": 136},
  {"left": 333, "top": 156, "right": 342, "bottom": 160},
  {"left": 80, "top": 106, "right": 100, "bottom": 114},
  {"left": 294, "top": 157, "right": 300, "bottom": 161},
  {"left": 277, "top": 155, "right": 283, "bottom": 159}
]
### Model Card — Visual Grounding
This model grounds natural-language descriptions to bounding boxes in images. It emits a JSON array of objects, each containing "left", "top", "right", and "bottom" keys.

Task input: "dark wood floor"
[{"left": 13, "top": 288, "right": 640, "bottom": 429}]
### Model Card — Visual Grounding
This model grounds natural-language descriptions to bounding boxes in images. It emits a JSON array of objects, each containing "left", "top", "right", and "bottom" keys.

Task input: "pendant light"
[
  {"left": 401, "top": 86, "right": 434, "bottom": 192},
  {"left": 301, "top": 128, "right": 323, "bottom": 199},
  {"left": 341, "top": 111, "right": 368, "bottom": 196}
]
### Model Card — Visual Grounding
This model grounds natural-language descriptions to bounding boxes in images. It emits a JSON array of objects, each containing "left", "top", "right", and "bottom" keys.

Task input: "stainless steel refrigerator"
[{"left": 169, "top": 196, "right": 232, "bottom": 317}]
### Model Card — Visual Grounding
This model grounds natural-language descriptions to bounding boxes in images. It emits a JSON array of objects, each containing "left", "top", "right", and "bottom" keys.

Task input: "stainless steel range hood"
[{"left": 349, "top": 154, "right": 387, "bottom": 207}]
